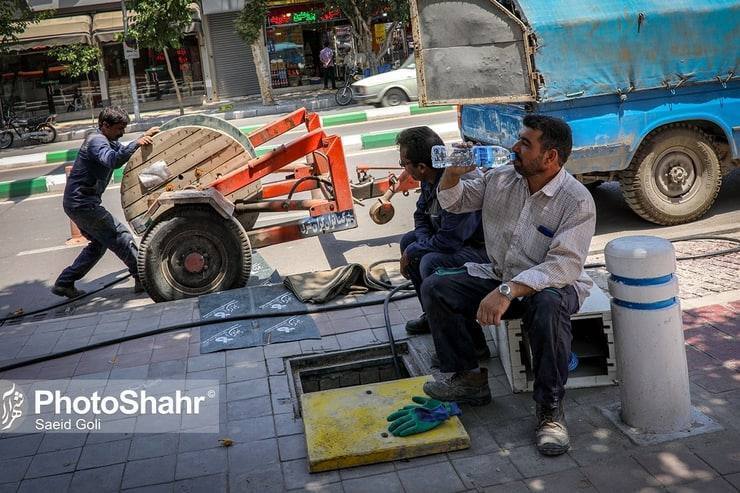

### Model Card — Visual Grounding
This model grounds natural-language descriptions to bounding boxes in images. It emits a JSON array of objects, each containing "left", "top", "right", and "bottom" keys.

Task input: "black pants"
[
  {"left": 323, "top": 67, "right": 336, "bottom": 89},
  {"left": 56, "top": 205, "right": 138, "bottom": 287},
  {"left": 421, "top": 270, "right": 580, "bottom": 405}
]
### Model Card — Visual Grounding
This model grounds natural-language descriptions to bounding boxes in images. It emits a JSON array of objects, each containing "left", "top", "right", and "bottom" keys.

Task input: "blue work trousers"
[
  {"left": 400, "top": 230, "right": 488, "bottom": 308},
  {"left": 56, "top": 205, "right": 138, "bottom": 287},
  {"left": 421, "top": 269, "right": 580, "bottom": 405}
]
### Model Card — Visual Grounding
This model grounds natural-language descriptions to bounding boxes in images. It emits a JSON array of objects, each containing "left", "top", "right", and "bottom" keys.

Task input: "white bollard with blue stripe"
[{"left": 605, "top": 235, "right": 691, "bottom": 433}]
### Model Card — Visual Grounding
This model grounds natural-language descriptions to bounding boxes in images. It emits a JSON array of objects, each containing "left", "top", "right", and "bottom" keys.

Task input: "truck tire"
[
  {"left": 137, "top": 206, "right": 251, "bottom": 302},
  {"left": 620, "top": 124, "right": 721, "bottom": 225}
]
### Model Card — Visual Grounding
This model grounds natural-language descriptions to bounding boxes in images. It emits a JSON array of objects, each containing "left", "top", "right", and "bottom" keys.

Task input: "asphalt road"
[
  {"left": 0, "top": 110, "right": 456, "bottom": 183},
  {"left": 1, "top": 134, "right": 738, "bottom": 318}
]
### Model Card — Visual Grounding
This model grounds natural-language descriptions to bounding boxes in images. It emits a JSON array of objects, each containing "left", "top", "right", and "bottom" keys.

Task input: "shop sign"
[{"left": 267, "top": 6, "right": 343, "bottom": 26}]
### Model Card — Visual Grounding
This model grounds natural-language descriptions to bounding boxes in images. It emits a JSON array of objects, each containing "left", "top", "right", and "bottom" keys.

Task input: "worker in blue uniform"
[{"left": 52, "top": 106, "right": 159, "bottom": 298}]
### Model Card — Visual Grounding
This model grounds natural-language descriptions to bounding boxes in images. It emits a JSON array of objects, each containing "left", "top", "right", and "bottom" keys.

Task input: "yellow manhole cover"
[{"left": 301, "top": 375, "right": 470, "bottom": 472}]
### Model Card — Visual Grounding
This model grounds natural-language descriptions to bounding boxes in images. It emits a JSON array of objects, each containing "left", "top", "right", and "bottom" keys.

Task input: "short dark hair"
[
  {"left": 522, "top": 114, "right": 572, "bottom": 165},
  {"left": 98, "top": 106, "right": 130, "bottom": 129},
  {"left": 396, "top": 126, "right": 444, "bottom": 168}
]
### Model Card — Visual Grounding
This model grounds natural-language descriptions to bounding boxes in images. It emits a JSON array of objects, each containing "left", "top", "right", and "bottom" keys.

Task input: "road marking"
[{"left": 17, "top": 243, "right": 84, "bottom": 256}]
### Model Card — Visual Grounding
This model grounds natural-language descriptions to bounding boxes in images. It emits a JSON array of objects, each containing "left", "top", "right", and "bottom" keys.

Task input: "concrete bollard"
[
  {"left": 64, "top": 166, "right": 86, "bottom": 246},
  {"left": 605, "top": 235, "right": 691, "bottom": 433}
]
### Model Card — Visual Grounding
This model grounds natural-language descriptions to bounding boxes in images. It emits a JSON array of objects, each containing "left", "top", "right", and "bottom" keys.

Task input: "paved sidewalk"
[{"left": 0, "top": 266, "right": 738, "bottom": 491}]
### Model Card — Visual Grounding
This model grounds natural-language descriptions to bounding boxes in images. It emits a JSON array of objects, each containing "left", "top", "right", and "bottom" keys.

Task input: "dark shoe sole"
[
  {"left": 537, "top": 443, "right": 570, "bottom": 456},
  {"left": 422, "top": 384, "right": 492, "bottom": 407},
  {"left": 51, "top": 286, "right": 86, "bottom": 298}
]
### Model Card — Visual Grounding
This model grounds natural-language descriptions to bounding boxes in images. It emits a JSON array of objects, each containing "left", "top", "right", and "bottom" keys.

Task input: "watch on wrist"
[{"left": 498, "top": 283, "right": 514, "bottom": 301}]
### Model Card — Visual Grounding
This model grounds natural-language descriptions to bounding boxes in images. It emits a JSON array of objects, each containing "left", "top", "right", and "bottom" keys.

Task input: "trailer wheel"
[
  {"left": 137, "top": 206, "right": 251, "bottom": 302},
  {"left": 620, "top": 124, "right": 722, "bottom": 225}
]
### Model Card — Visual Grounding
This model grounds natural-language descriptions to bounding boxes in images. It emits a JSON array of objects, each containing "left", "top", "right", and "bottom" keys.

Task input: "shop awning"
[
  {"left": 92, "top": 11, "right": 136, "bottom": 43},
  {"left": 92, "top": 4, "right": 200, "bottom": 43},
  {"left": 9, "top": 15, "right": 92, "bottom": 51}
]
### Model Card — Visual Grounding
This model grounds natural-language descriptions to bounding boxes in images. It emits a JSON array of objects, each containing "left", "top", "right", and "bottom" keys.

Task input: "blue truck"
[{"left": 409, "top": 0, "right": 739, "bottom": 224}]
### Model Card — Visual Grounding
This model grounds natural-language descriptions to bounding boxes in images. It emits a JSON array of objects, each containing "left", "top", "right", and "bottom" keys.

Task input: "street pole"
[{"left": 121, "top": 0, "right": 140, "bottom": 121}]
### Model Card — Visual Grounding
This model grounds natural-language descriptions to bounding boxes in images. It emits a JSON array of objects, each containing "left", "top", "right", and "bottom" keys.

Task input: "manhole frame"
[{"left": 286, "top": 341, "right": 426, "bottom": 417}]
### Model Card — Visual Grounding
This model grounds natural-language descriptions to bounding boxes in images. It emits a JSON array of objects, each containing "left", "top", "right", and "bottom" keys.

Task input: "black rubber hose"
[
  {"left": 383, "top": 281, "right": 414, "bottom": 378},
  {"left": 584, "top": 236, "right": 740, "bottom": 269},
  {"left": 0, "top": 273, "right": 132, "bottom": 324},
  {"left": 0, "top": 286, "right": 416, "bottom": 373}
]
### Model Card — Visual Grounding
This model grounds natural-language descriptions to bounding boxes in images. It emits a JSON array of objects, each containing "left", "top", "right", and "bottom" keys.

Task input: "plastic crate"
[{"left": 492, "top": 282, "right": 617, "bottom": 393}]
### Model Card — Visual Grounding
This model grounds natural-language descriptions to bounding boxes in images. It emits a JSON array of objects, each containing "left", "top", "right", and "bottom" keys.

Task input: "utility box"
[{"left": 492, "top": 281, "right": 617, "bottom": 393}]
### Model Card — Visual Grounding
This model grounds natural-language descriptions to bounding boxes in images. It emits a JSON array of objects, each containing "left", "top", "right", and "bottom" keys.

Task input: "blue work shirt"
[
  {"left": 63, "top": 132, "right": 139, "bottom": 210},
  {"left": 404, "top": 172, "right": 485, "bottom": 258}
]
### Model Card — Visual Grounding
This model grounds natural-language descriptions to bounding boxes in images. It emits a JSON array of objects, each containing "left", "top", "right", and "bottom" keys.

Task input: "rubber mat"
[{"left": 198, "top": 283, "right": 320, "bottom": 353}]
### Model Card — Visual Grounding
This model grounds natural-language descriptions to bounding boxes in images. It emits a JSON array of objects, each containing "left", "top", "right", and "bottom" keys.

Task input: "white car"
[{"left": 352, "top": 56, "right": 418, "bottom": 107}]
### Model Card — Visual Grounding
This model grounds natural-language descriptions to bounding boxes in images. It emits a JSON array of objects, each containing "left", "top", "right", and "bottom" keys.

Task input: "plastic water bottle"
[{"left": 431, "top": 144, "right": 515, "bottom": 169}]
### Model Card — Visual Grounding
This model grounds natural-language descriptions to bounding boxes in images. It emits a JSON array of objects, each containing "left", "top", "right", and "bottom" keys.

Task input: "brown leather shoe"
[
  {"left": 535, "top": 401, "right": 570, "bottom": 456},
  {"left": 51, "top": 284, "right": 86, "bottom": 299},
  {"left": 422, "top": 367, "right": 491, "bottom": 406}
]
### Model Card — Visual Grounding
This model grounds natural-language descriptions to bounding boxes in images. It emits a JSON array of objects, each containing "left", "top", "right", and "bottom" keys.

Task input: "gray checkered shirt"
[{"left": 437, "top": 166, "right": 596, "bottom": 305}]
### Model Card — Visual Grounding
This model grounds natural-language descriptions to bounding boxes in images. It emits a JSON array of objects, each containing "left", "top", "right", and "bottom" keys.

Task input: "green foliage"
[
  {"left": 234, "top": 0, "right": 268, "bottom": 45},
  {"left": 125, "top": 0, "right": 192, "bottom": 51},
  {"left": 50, "top": 44, "right": 101, "bottom": 78},
  {"left": 0, "top": 1, "right": 51, "bottom": 54},
  {"left": 327, "top": 0, "right": 410, "bottom": 28}
]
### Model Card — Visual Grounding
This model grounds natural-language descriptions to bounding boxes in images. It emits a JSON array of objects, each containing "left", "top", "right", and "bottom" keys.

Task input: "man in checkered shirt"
[{"left": 421, "top": 115, "right": 596, "bottom": 456}]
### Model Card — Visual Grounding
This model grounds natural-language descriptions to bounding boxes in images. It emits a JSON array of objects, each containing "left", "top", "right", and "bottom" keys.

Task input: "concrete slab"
[
  {"left": 302, "top": 375, "right": 469, "bottom": 472},
  {"left": 600, "top": 402, "right": 723, "bottom": 446}
]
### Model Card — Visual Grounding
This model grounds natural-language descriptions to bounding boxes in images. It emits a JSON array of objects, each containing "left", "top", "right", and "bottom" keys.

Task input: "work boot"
[
  {"left": 430, "top": 345, "right": 491, "bottom": 368},
  {"left": 405, "top": 313, "right": 430, "bottom": 334},
  {"left": 422, "top": 367, "right": 491, "bottom": 406},
  {"left": 535, "top": 401, "right": 570, "bottom": 456},
  {"left": 51, "top": 284, "right": 86, "bottom": 299}
]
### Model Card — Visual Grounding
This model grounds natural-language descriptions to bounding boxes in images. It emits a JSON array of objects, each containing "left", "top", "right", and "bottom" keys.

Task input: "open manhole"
[{"left": 286, "top": 342, "right": 425, "bottom": 417}]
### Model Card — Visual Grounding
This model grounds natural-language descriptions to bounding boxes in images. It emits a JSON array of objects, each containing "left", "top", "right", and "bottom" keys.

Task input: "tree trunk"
[
  {"left": 373, "top": 21, "right": 400, "bottom": 68},
  {"left": 162, "top": 48, "right": 184, "bottom": 116},
  {"left": 251, "top": 27, "right": 275, "bottom": 106},
  {"left": 86, "top": 74, "right": 95, "bottom": 124}
]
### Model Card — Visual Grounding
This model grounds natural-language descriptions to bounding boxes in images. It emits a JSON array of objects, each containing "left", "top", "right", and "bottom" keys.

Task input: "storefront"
[
  {"left": 92, "top": 9, "right": 207, "bottom": 108},
  {"left": 1, "top": 15, "right": 95, "bottom": 117},
  {"left": 264, "top": 3, "right": 349, "bottom": 88},
  {"left": 1, "top": 7, "right": 207, "bottom": 118}
]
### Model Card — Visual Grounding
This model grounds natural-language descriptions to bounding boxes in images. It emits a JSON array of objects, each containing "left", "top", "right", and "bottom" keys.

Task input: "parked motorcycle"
[
  {"left": 0, "top": 114, "right": 57, "bottom": 149},
  {"left": 335, "top": 65, "right": 363, "bottom": 106}
]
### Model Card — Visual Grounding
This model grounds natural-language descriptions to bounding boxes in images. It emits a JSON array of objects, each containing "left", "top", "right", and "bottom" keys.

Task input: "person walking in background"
[{"left": 319, "top": 42, "right": 336, "bottom": 90}]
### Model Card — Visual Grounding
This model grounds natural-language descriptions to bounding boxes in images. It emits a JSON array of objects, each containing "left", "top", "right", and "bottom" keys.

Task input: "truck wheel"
[
  {"left": 137, "top": 206, "right": 251, "bottom": 302},
  {"left": 620, "top": 125, "right": 721, "bottom": 225},
  {"left": 381, "top": 88, "right": 407, "bottom": 107}
]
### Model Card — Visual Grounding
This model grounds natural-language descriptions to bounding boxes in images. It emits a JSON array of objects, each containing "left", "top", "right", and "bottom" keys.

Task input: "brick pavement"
[{"left": 0, "top": 293, "right": 738, "bottom": 492}]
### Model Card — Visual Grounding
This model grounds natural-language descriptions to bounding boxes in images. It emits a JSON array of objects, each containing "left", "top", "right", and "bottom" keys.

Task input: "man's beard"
[{"left": 513, "top": 155, "right": 543, "bottom": 177}]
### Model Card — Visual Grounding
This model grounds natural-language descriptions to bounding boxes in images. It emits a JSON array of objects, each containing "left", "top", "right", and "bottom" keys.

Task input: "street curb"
[
  {"left": 0, "top": 103, "right": 454, "bottom": 170},
  {"left": 0, "top": 107, "right": 458, "bottom": 200}
]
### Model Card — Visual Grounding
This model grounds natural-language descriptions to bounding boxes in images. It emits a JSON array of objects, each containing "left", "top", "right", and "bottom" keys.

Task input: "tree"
[
  {"left": 234, "top": 0, "right": 275, "bottom": 106},
  {"left": 50, "top": 44, "right": 101, "bottom": 123},
  {"left": 125, "top": 0, "right": 192, "bottom": 115},
  {"left": 327, "top": 0, "right": 409, "bottom": 74}
]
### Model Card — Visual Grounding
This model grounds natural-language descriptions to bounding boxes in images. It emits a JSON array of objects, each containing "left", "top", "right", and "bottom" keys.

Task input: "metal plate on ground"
[
  {"left": 199, "top": 283, "right": 320, "bottom": 353},
  {"left": 247, "top": 250, "right": 282, "bottom": 286},
  {"left": 302, "top": 376, "right": 470, "bottom": 472}
]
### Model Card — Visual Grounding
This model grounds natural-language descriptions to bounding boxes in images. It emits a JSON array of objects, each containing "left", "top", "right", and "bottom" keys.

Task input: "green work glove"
[{"left": 386, "top": 396, "right": 461, "bottom": 437}]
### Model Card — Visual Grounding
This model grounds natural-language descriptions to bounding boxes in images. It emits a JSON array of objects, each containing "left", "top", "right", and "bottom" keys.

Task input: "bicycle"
[{"left": 335, "top": 65, "right": 362, "bottom": 106}]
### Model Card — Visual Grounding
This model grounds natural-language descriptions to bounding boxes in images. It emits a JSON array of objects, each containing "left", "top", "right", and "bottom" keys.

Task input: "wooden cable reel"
[
  {"left": 120, "top": 114, "right": 262, "bottom": 233},
  {"left": 121, "top": 115, "right": 261, "bottom": 302}
]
